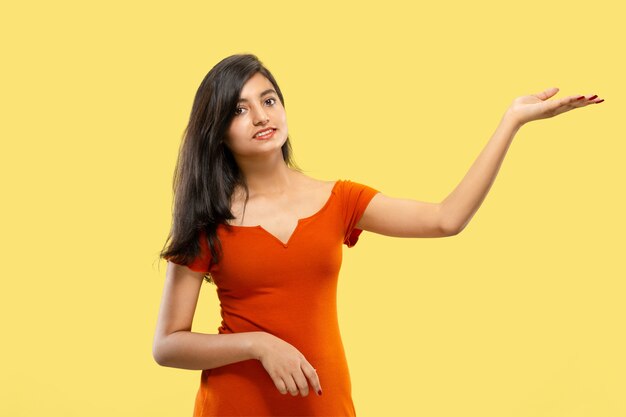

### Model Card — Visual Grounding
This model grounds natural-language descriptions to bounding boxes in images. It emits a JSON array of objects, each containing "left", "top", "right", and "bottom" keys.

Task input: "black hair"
[{"left": 159, "top": 53, "right": 302, "bottom": 284}]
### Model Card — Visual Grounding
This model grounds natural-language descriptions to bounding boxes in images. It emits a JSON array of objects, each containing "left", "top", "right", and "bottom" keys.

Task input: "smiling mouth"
[{"left": 253, "top": 128, "right": 276, "bottom": 139}]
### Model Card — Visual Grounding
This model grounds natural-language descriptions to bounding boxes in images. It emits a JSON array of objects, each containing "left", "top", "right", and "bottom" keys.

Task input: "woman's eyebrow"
[{"left": 237, "top": 89, "right": 277, "bottom": 103}]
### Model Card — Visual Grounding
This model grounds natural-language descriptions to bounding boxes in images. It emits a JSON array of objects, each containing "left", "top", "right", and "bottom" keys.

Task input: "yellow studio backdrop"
[{"left": 1, "top": 1, "right": 624, "bottom": 416}]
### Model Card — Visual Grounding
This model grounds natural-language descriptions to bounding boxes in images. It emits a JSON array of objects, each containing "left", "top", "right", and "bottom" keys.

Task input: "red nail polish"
[
  {"left": 576, "top": 96, "right": 585, "bottom": 100},
  {"left": 588, "top": 95, "right": 598, "bottom": 100},
  {"left": 318, "top": 389, "right": 323, "bottom": 396},
  {"left": 596, "top": 99, "right": 604, "bottom": 103}
]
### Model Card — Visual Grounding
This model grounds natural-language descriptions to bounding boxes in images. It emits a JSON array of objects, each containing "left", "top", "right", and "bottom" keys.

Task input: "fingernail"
[
  {"left": 596, "top": 99, "right": 604, "bottom": 103},
  {"left": 588, "top": 95, "right": 598, "bottom": 100},
  {"left": 576, "top": 96, "right": 585, "bottom": 100},
  {"left": 318, "top": 389, "right": 323, "bottom": 396}
]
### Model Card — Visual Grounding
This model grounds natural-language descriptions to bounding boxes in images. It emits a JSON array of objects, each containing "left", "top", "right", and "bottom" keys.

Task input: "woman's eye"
[{"left": 234, "top": 98, "right": 276, "bottom": 116}]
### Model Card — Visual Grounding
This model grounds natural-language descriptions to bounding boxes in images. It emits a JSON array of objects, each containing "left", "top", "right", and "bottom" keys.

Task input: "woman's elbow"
[
  {"left": 445, "top": 225, "right": 462, "bottom": 236},
  {"left": 440, "top": 215, "right": 466, "bottom": 236},
  {"left": 439, "top": 220, "right": 461, "bottom": 236},
  {"left": 152, "top": 336, "right": 170, "bottom": 366}
]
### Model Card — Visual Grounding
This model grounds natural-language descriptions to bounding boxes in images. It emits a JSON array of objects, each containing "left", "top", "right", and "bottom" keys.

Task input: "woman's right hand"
[{"left": 251, "top": 332, "right": 322, "bottom": 397}]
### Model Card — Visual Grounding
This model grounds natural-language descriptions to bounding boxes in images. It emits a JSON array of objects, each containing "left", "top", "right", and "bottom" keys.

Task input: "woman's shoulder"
[
  {"left": 292, "top": 174, "right": 341, "bottom": 207},
  {"left": 296, "top": 173, "right": 340, "bottom": 190}
]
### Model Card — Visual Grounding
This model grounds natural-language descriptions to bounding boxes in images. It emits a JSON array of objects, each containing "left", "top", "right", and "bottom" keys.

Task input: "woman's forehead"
[{"left": 239, "top": 73, "right": 274, "bottom": 100}]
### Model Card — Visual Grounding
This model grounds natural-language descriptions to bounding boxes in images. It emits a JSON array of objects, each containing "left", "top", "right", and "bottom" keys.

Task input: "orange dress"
[{"left": 169, "top": 179, "right": 379, "bottom": 416}]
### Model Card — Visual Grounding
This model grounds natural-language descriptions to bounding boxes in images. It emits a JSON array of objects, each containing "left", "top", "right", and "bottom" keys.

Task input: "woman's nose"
[{"left": 252, "top": 106, "right": 269, "bottom": 124}]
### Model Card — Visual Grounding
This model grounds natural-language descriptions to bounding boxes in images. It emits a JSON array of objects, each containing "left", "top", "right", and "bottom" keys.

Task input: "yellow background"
[{"left": 2, "top": 1, "right": 624, "bottom": 416}]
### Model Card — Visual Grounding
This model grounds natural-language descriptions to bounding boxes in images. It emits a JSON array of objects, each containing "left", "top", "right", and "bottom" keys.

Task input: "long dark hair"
[{"left": 159, "top": 54, "right": 302, "bottom": 284}]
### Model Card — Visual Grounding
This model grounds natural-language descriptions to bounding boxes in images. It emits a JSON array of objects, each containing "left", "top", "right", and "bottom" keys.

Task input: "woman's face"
[{"left": 224, "top": 72, "right": 288, "bottom": 158}]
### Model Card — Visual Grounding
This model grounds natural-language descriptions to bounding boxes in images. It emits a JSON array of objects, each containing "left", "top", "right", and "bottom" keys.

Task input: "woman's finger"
[
  {"left": 551, "top": 95, "right": 597, "bottom": 117},
  {"left": 274, "top": 376, "right": 288, "bottom": 395},
  {"left": 301, "top": 362, "right": 322, "bottom": 396},
  {"left": 284, "top": 374, "right": 300, "bottom": 396},
  {"left": 580, "top": 94, "right": 604, "bottom": 104},
  {"left": 292, "top": 368, "right": 310, "bottom": 397},
  {"left": 534, "top": 86, "right": 560, "bottom": 101}
]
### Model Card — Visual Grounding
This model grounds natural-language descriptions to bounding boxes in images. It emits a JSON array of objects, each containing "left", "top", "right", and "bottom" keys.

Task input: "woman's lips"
[{"left": 253, "top": 128, "right": 276, "bottom": 140}]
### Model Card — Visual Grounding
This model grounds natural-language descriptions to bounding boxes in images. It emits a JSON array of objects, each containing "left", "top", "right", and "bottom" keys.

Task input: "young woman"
[{"left": 152, "top": 53, "right": 603, "bottom": 416}]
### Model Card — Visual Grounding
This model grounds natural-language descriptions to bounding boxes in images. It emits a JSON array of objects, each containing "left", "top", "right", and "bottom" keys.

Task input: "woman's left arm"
[
  {"left": 357, "top": 88, "right": 603, "bottom": 237},
  {"left": 438, "top": 111, "right": 521, "bottom": 235},
  {"left": 440, "top": 88, "right": 603, "bottom": 234}
]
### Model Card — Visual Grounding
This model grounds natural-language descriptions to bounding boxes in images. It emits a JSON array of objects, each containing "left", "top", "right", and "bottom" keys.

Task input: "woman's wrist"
[
  {"left": 503, "top": 108, "right": 526, "bottom": 130},
  {"left": 247, "top": 331, "right": 270, "bottom": 360}
]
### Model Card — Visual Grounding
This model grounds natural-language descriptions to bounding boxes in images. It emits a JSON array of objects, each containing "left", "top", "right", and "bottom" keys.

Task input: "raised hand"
[
  {"left": 252, "top": 332, "right": 322, "bottom": 397},
  {"left": 505, "top": 87, "right": 604, "bottom": 126}
]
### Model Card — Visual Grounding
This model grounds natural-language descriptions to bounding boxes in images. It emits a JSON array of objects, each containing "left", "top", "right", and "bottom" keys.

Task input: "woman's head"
[
  {"left": 189, "top": 53, "right": 295, "bottom": 166},
  {"left": 160, "top": 53, "right": 302, "bottom": 283},
  {"left": 225, "top": 71, "right": 288, "bottom": 160}
]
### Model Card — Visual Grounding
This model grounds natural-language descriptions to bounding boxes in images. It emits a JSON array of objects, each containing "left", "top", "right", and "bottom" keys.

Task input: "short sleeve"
[
  {"left": 341, "top": 179, "right": 380, "bottom": 248},
  {"left": 165, "top": 230, "right": 212, "bottom": 273}
]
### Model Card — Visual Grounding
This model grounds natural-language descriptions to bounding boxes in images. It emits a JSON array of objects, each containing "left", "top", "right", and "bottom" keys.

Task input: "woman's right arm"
[
  {"left": 152, "top": 261, "right": 262, "bottom": 370},
  {"left": 152, "top": 261, "right": 322, "bottom": 397}
]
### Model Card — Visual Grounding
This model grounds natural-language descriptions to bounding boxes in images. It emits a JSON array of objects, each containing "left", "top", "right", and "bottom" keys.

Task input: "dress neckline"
[{"left": 222, "top": 180, "right": 340, "bottom": 248}]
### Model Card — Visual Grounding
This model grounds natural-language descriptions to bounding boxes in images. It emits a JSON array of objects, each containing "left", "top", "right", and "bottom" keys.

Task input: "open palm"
[{"left": 506, "top": 87, "right": 604, "bottom": 126}]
